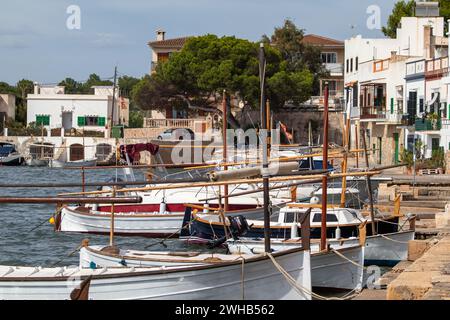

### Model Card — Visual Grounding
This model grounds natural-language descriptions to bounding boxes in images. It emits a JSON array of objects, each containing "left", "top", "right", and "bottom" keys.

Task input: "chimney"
[
  {"left": 156, "top": 29, "right": 166, "bottom": 41},
  {"left": 33, "top": 82, "right": 40, "bottom": 94},
  {"left": 424, "top": 25, "right": 433, "bottom": 59}
]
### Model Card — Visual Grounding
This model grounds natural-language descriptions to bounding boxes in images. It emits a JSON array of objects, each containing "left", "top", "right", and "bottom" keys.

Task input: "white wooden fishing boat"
[
  {"left": 57, "top": 186, "right": 288, "bottom": 237},
  {"left": 49, "top": 158, "right": 97, "bottom": 168},
  {"left": 225, "top": 229, "right": 415, "bottom": 267},
  {"left": 80, "top": 242, "right": 363, "bottom": 291},
  {"left": 0, "top": 246, "right": 311, "bottom": 300}
]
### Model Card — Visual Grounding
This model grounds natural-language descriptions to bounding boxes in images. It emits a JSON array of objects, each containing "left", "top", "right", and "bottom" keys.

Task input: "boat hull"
[
  {"left": 49, "top": 159, "right": 97, "bottom": 168},
  {"left": 185, "top": 214, "right": 400, "bottom": 244},
  {"left": 26, "top": 158, "right": 49, "bottom": 167},
  {"left": 59, "top": 205, "right": 277, "bottom": 237},
  {"left": 228, "top": 241, "right": 364, "bottom": 291},
  {"left": 0, "top": 248, "right": 311, "bottom": 300},
  {"left": 0, "top": 154, "right": 24, "bottom": 166}
]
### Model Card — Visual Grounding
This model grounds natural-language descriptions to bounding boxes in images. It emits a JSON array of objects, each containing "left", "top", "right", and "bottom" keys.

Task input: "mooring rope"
[
  {"left": 266, "top": 252, "right": 361, "bottom": 300},
  {"left": 330, "top": 248, "right": 366, "bottom": 269},
  {"left": 379, "top": 234, "right": 410, "bottom": 244}
]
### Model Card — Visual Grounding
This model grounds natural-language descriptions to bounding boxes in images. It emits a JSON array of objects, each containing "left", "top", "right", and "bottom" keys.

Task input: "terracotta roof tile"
[
  {"left": 148, "top": 37, "right": 191, "bottom": 49},
  {"left": 302, "top": 34, "right": 344, "bottom": 47}
]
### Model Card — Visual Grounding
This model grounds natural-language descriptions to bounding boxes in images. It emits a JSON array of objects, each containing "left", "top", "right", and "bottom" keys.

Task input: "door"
[
  {"left": 62, "top": 112, "right": 73, "bottom": 131},
  {"left": 393, "top": 133, "right": 399, "bottom": 164},
  {"left": 407, "top": 91, "right": 417, "bottom": 124}
]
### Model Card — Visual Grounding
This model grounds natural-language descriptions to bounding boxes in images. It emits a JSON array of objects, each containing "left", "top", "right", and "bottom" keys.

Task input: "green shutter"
[
  {"left": 43, "top": 115, "right": 50, "bottom": 126},
  {"left": 35, "top": 115, "right": 42, "bottom": 125},
  {"left": 98, "top": 117, "right": 106, "bottom": 126},
  {"left": 390, "top": 98, "right": 394, "bottom": 114},
  {"left": 77, "top": 116, "right": 86, "bottom": 126}
]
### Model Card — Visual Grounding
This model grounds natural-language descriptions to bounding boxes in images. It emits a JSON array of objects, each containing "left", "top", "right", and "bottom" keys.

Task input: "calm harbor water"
[{"left": 0, "top": 166, "right": 189, "bottom": 267}]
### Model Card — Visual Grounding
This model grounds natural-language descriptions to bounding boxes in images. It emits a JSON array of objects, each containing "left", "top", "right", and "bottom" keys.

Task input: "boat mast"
[
  {"left": 361, "top": 128, "right": 377, "bottom": 235},
  {"left": 259, "top": 43, "right": 271, "bottom": 253},
  {"left": 222, "top": 90, "right": 229, "bottom": 212},
  {"left": 320, "top": 82, "right": 329, "bottom": 252}
]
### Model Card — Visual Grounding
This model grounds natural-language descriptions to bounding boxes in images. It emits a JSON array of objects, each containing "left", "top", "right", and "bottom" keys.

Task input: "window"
[
  {"left": 321, "top": 52, "right": 337, "bottom": 64},
  {"left": 350, "top": 58, "right": 353, "bottom": 72},
  {"left": 77, "top": 116, "right": 106, "bottom": 127},
  {"left": 312, "top": 214, "right": 339, "bottom": 223},
  {"left": 356, "top": 57, "right": 359, "bottom": 71},
  {"left": 36, "top": 115, "right": 50, "bottom": 126},
  {"left": 346, "top": 59, "right": 349, "bottom": 73}
]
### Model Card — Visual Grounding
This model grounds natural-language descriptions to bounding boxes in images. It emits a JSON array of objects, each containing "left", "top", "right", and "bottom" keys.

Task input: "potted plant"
[
  {"left": 427, "top": 113, "right": 440, "bottom": 130},
  {"left": 400, "top": 148, "right": 414, "bottom": 174}
]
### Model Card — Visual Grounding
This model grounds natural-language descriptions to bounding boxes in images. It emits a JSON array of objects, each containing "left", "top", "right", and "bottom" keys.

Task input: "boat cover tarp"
[{"left": 120, "top": 143, "right": 159, "bottom": 163}]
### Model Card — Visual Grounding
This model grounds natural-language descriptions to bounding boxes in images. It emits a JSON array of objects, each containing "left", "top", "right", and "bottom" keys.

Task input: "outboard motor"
[
  {"left": 207, "top": 215, "right": 251, "bottom": 249},
  {"left": 229, "top": 215, "right": 250, "bottom": 239}
]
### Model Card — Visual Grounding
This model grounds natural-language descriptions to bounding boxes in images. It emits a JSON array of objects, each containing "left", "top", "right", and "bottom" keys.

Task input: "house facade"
[
  {"left": 344, "top": 3, "right": 449, "bottom": 165},
  {"left": 302, "top": 34, "right": 345, "bottom": 109},
  {"left": 0, "top": 94, "right": 16, "bottom": 132},
  {"left": 148, "top": 29, "right": 189, "bottom": 74},
  {"left": 27, "top": 84, "right": 129, "bottom": 136}
]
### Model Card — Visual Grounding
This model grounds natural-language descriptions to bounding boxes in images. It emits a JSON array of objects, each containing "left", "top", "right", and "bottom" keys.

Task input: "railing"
[
  {"left": 360, "top": 106, "right": 386, "bottom": 120},
  {"left": 425, "top": 56, "right": 449, "bottom": 77},
  {"left": 415, "top": 118, "right": 442, "bottom": 131},
  {"left": 143, "top": 118, "right": 211, "bottom": 130},
  {"left": 324, "top": 63, "right": 344, "bottom": 74}
]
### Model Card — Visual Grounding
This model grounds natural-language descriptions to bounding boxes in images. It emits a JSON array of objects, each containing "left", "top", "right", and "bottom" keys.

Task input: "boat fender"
[
  {"left": 159, "top": 200, "right": 167, "bottom": 215},
  {"left": 89, "top": 261, "right": 97, "bottom": 270},
  {"left": 335, "top": 225, "right": 341, "bottom": 239},
  {"left": 203, "top": 203, "right": 210, "bottom": 214},
  {"left": 120, "top": 258, "right": 127, "bottom": 267}
]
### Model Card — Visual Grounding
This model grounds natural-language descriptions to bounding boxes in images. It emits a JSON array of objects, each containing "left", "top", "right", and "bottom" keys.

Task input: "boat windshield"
[{"left": 0, "top": 145, "right": 14, "bottom": 156}]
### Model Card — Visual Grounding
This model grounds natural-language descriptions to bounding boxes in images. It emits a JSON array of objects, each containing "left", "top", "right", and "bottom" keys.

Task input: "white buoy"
[
  {"left": 159, "top": 200, "right": 167, "bottom": 214},
  {"left": 310, "top": 196, "right": 320, "bottom": 204},
  {"left": 335, "top": 225, "right": 341, "bottom": 239},
  {"left": 203, "top": 203, "right": 210, "bottom": 214}
]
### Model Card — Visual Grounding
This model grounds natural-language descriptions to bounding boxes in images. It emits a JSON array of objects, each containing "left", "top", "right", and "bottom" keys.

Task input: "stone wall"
[{"left": 237, "top": 108, "right": 345, "bottom": 146}]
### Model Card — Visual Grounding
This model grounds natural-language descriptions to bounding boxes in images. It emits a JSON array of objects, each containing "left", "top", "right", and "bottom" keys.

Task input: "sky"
[{"left": 0, "top": 0, "right": 399, "bottom": 85}]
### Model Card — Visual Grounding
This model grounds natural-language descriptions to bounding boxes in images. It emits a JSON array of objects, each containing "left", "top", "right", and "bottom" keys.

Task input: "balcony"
[
  {"left": 415, "top": 118, "right": 442, "bottom": 131},
  {"left": 324, "top": 63, "right": 344, "bottom": 76},
  {"left": 425, "top": 56, "right": 448, "bottom": 79}
]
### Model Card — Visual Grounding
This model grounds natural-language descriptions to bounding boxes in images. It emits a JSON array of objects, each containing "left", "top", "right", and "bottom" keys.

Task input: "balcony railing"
[
  {"left": 425, "top": 56, "right": 449, "bottom": 78},
  {"left": 144, "top": 118, "right": 198, "bottom": 129},
  {"left": 324, "top": 63, "right": 344, "bottom": 75},
  {"left": 415, "top": 118, "right": 442, "bottom": 131}
]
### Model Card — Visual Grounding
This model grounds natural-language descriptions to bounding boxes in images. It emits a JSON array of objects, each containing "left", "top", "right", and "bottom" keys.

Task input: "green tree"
[
  {"left": 0, "top": 82, "right": 16, "bottom": 95},
  {"left": 82, "top": 74, "right": 113, "bottom": 93},
  {"left": 133, "top": 34, "right": 315, "bottom": 125},
  {"left": 263, "top": 19, "right": 327, "bottom": 95},
  {"left": 59, "top": 78, "right": 83, "bottom": 94},
  {"left": 119, "top": 76, "right": 140, "bottom": 98},
  {"left": 128, "top": 110, "right": 144, "bottom": 128},
  {"left": 16, "top": 79, "right": 34, "bottom": 99},
  {"left": 383, "top": 1, "right": 450, "bottom": 38}
]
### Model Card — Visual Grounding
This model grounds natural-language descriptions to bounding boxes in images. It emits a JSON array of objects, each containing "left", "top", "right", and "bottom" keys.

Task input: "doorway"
[{"left": 62, "top": 112, "right": 73, "bottom": 131}]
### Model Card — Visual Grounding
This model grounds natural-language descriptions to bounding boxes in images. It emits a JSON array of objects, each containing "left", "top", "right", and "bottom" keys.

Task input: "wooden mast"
[
  {"left": 361, "top": 128, "right": 377, "bottom": 235},
  {"left": 320, "top": 83, "right": 329, "bottom": 252},
  {"left": 222, "top": 90, "right": 229, "bottom": 212},
  {"left": 259, "top": 43, "right": 271, "bottom": 253},
  {"left": 340, "top": 118, "right": 350, "bottom": 207}
]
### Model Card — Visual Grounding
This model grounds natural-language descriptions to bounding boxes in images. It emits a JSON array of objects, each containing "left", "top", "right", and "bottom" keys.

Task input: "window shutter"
[
  {"left": 77, "top": 116, "right": 86, "bottom": 126},
  {"left": 98, "top": 117, "right": 106, "bottom": 126},
  {"left": 390, "top": 98, "right": 394, "bottom": 114},
  {"left": 36, "top": 115, "right": 41, "bottom": 125},
  {"left": 44, "top": 115, "right": 50, "bottom": 126}
]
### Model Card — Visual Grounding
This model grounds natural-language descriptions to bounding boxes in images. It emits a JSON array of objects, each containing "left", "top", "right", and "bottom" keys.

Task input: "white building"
[
  {"left": 344, "top": 2, "right": 449, "bottom": 165},
  {"left": 27, "top": 84, "right": 129, "bottom": 136}
]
